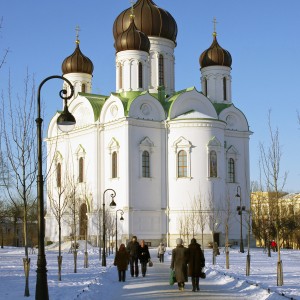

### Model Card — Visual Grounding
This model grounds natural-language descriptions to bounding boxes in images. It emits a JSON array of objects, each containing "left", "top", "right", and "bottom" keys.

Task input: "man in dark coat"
[
  {"left": 127, "top": 235, "right": 140, "bottom": 277},
  {"left": 188, "top": 238, "right": 205, "bottom": 291},
  {"left": 170, "top": 238, "right": 189, "bottom": 291}
]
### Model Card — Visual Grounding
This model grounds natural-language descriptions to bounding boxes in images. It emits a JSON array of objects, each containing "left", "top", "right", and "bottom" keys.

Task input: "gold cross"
[
  {"left": 130, "top": 0, "right": 135, "bottom": 18},
  {"left": 75, "top": 25, "right": 81, "bottom": 44},
  {"left": 213, "top": 17, "right": 218, "bottom": 32}
]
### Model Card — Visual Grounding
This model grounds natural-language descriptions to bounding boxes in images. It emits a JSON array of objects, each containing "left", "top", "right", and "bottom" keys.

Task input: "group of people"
[
  {"left": 113, "top": 235, "right": 205, "bottom": 292},
  {"left": 113, "top": 236, "right": 151, "bottom": 282},
  {"left": 171, "top": 237, "right": 205, "bottom": 291}
]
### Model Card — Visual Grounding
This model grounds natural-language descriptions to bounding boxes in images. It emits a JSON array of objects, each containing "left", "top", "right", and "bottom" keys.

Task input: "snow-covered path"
[
  {"left": 0, "top": 245, "right": 298, "bottom": 300},
  {"left": 77, "top": 249, "right": 282, "bottom": 300}
]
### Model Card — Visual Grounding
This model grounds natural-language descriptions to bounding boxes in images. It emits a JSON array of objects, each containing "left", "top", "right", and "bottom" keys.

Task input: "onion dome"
[
  {"left": 115, "top": 17, "right": 150, "bottom": 53},
  {"left": 199, "top": 32, "right": 232, "bottom": 68},
  {"left": 113, "top": 0, "right": 177, "bottom": 43},
  {"left": 62, "top": 39, "right": 94, "bottom": 75}
]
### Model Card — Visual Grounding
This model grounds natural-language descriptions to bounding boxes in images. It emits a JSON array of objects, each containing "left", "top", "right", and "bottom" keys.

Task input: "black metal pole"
[
  {"left": 102, "top": 188, "right": 116, "bottom": 267},
  {"left": 35, "top": 76, "right": 74, "bottom": 300},
  {"left": 240, "top": 196, "right": 244, "bottom": 253},
  {"left": 102, "top": 198, "right": 106, "bottom": 266},
  {"left": 236, "top": 186, "right": 244, "bottom": 253},
  {"left": 115, "top": 212, "right": 118, "bottom": 254}
]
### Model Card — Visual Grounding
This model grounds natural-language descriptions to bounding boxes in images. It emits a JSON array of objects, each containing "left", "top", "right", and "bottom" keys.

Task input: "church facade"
[{"left": 45, "top": 0, "right": 252, "bottom": 248}]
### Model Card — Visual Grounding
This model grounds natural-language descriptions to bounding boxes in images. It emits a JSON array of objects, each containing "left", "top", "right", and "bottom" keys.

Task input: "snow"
[{"left": 0, "top": 242, "right": 299, "bottom": 300}]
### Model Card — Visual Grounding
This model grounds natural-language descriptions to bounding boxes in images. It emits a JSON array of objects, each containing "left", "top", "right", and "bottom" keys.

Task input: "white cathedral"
[{"left": 45, "top": 0, "right": 252, "bottom": 248}]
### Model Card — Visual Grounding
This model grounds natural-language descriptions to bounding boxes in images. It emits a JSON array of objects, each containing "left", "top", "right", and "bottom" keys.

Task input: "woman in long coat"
[
  {"left": 170, "top": 238, "right": 189, "bottom": 290},
  {"left": 188, "top": 238, "right": 205, "bottom": 291},
  {"left": 114, "top": 244, "right": 130, "bottom": 282},
  {"left": 138, "top": 240, "right": 151, "bottom": 277}
]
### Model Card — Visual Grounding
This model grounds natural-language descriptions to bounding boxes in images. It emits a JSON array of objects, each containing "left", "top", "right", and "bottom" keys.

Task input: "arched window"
[
  {"left": 138, "top": 62, "right": 143, "bottom": 89},
  {"left": 81, "top": 83, "right": 86, "bottom": 93},
  {"left": 209, "top": 150, "right": 217, "bottom": 178},
  {"left": 112, "top": 151, "right": 118, "bottom": 178},
  {"left": 158, "top": 54, "right": 164, "bottom": 87},
  {"left": 223, "top": 77, "right": 227, "bottom": 101},
  {"left": 56, "top": 163, "right": 61, "bottom": 187},
  {"left": 178, "top": 150, "right": 187, "bottom": 178},
  {"left": 204, "top": 77, "right": 208, "bottom": 96},
  {"left": 79, "top": 203, "right": 87, "bottom": 239},
  {"left": 142, "top": 151, "right": 150, "bottom": 177},
  {"left": 228, "top": 158, "right": 235, "bottom": 183},
  {"left": 119, "top": 65, "right": 123, "bottom": 89},
  {"left": 79, "top": 157, "right": 84, "bottom": 183}
]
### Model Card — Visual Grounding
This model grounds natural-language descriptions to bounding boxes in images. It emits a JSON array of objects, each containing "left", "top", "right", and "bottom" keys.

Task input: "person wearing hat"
[
  {"left": 157, "top": 242, "right": 166, "bottom": 263},
  {"left": 113, "top": 243, "right": 130, "bottom": 282},
  {"left": 188, "top": 238, "right": 205, "bottom": 291},
  {"left": 127, "top": 235, "right": 140, "bottom": 277},
  {"left": 170, "top": 238, "right": 189, "bottom": 291}
]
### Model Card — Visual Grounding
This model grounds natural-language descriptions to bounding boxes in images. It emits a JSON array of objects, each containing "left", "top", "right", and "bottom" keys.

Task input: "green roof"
[{"left": 79, "top": 92, "right": 107, "bottom": 121}]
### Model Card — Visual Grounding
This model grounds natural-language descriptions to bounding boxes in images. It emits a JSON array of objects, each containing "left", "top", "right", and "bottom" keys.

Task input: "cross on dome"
[
  {"left": 212, "top": 17, "right": 218, "bottom": 36},
  {"left": 75, "top": 25, "right": 81, "bottom": 44},
  {"left": 130, "top": 0, "right": 135, "bottom": 19}
]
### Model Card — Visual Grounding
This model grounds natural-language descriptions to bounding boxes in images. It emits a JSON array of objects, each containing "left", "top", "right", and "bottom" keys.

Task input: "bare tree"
[
  {"left": 207, "top": 190, "right": 222, "bottom": 265},
  {"left": 0, "top": 17, "right": 9, "bottom": 71},
  {"left": 222, "top": 190, "right": 233, "bottom": 269},
  {"left": 47, "top": 165, "right": 69, "bottom": 281},
  {"left": 0, "top": 71, "right": 37, "bottom": 297},
  {"left": 192, "top": 192, "right": 209, "bottom": 251},
  {"left": 65, "top": 174, "right": 80, "bottom": 274},
  {"left": 260, "top": 110, "right": 287, "bottom": 286}
]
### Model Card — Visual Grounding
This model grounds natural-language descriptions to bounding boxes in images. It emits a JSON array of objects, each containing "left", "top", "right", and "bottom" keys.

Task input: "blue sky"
[{"left": 1, "top": 0, "right": 300, "bottom": 192}]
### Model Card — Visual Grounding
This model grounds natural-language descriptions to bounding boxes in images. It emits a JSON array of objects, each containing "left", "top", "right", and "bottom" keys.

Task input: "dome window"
[
  {"left": 119, "top": 65, "right": 123, "bottom": 90},
  {"left": 158, "top": 54, "right": 164, "bottom": 87},
  {"left": 223, "top": 77, "right": 227, "bottom": 101},
  {"left": 81, "top": 83, "right": 86, "bottom": 93},
  {"left": 138, "top": 62, "right": 143, "bottom": 89},
  {"left": 204, "top": 77, "right": 208, "bottom": 96}
]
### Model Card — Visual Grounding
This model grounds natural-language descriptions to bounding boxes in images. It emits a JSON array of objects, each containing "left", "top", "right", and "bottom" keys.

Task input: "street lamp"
[
  {"left": 102, "top": 189, "right": 117, "bottom": 266},
  {"left": 236, "top": 186, "right": 245, "bottom": 253},
  {"left": 246, "top": 209, "right": 251, "bottom": 276},
  {"left": 35, "top": 75, "right": 75, "bottom": 300},
  {"left": 115, "top": 209, "right": 124, "bottom": 253}
]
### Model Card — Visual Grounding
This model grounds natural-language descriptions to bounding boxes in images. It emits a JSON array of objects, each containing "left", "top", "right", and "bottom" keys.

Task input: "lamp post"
[
  {"left": 35, "top": 75, "right": 75, "bottom": 300},
  {"left": 246, "top": 209, "right": 251, "bottom": 276},
  {"left": 236, "top": 186, "right": 245, "bottom": 253},
  {"left": 102, "top": 189, "right": 117, "bottom": 266},
  {"left": 115, "top": 209, "right": 124, "bottom": 253}
]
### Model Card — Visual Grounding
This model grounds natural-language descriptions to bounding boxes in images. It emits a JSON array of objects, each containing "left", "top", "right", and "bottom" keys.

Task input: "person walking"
[
  {"left": 157, "top": 242, "right": 166, "bottom": 263},
  {"left": 127, "top": 235, "right": 140, "bottom": 277},
  {"left": 138, "top": 240, "right": 151, "bottom": 277},
  {"left": 188, "top": 238, "right": 205, "bottom": 292},
  {"left": 114, "top": 244, "right": 130, "bottom": 282},
  {"left": 170, "top": 238, "right": 189, "bottom": 291}
]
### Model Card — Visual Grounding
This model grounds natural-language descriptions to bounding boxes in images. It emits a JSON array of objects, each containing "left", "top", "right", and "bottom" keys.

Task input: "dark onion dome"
[
  {"left": 62, "top": 40, "right": 94, "bottom": 75},
  {"left": 115, "top": 17, "right": 150, "bottom": 53},
  {"left": 113, "top": 0, "right": 177, "bottom": 43},
  {"left": 199, "top": 33, "right": 232, "bottom": 68}
]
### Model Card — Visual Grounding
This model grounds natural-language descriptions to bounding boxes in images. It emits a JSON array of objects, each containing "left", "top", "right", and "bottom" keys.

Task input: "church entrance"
[{"left": 79, "top": 203, "right": 87, "bottom": 240}]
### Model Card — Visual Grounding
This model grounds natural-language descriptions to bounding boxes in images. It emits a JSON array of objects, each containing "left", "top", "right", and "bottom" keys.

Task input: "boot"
[
  {"left": 196, "top": 277, "right": 200, "bottom": 291},
  {"left": 192, "top": 277, "right": 196, "bottom": 292}
]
